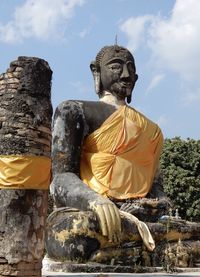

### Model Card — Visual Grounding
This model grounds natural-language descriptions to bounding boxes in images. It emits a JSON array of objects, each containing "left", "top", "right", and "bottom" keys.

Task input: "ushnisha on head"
[{"left": 90, "top": 45, "right": 138, "bottom": 104}]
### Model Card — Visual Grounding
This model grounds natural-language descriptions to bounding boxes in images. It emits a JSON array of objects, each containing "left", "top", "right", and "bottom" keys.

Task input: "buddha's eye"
[{"left": 108, "top": 63, "right": 122, "bottom": 71}]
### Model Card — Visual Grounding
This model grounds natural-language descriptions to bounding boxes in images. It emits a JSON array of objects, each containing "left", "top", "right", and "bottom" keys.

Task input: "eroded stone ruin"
[{"left": 0, "top": 57, "right": 52, "bottom": 277}]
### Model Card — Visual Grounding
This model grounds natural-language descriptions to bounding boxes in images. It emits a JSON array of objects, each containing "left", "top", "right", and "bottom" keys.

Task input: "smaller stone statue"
[
  {"left": 175, "top": 209, "right": 181, "bottom": 220},
  {"left": 164, "top": 244, "right": 176, "bottom": 272},
  {"left": 176, "top": 239, "right": 189, "bottom": 268}
]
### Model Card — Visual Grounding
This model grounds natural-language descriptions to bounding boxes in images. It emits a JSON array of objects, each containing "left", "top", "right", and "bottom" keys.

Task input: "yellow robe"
[{"left": 80, "top": 105, "right": 163, "bottom": 200}]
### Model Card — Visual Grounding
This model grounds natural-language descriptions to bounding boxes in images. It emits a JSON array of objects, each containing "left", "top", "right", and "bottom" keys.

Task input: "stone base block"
[{"left": 0, "top": 261, "right": 42, "bottom": 277}]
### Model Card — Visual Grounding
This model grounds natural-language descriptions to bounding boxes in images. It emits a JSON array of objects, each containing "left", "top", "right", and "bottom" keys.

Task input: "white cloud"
[
  {"left": 181, "top": 89, "right": 200, "bottom": 106},
  {"left": 79, "top": 27, "right": 91, "bottom": 39},
  {"left": 0, "top": 0, "right": 85, "bottom": 43},
  {"left": 0, "top": 22, "right": 21, "bottom": 43},
  {"left": 156, "top": 114, "right": 168, "bottom": 127},
  {"left": 146, "top": 73, "right": 165, "bottom": 95},
  {"left": 120, "top": 15, "right": 153, "bottom": 51},
  {"left": 120, "top": 0, "right": 200, "bottom": 81}
]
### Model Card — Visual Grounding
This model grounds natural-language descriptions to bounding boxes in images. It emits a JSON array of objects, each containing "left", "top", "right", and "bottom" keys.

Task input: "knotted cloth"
[{"left": 81, "top": 105, "right": 163, "bottom": 199}]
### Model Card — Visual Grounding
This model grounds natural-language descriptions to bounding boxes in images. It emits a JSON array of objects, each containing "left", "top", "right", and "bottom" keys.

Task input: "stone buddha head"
[{"left": 90, "top": 45, "right": 138, "bottom": 103}]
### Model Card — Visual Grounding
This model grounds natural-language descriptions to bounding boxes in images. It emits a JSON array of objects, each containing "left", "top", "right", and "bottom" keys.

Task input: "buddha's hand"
[
  {"left": 89, "top": 199, "right": 121, "bottom": 243},
  {"left": 120, "top": 202, "right": 144, "bottom": 214}
]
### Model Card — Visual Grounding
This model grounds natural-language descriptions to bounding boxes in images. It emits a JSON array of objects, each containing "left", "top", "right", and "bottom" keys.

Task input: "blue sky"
[{"left": 0, "top": 0, "right": 199, "bottom": 139}]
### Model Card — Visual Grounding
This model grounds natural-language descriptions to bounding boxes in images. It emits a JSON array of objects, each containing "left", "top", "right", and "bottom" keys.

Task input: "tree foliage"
[{"left": 160, "top": 137, "right": 200, "bottom": 222}]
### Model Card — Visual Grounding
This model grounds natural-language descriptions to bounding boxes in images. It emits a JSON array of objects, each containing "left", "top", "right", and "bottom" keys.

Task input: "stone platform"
[
  {"left": 42, "top": 271, "right": 200, "bottom": 277},
  {"left": 42, "top": 257, "right": 200, "bottom": 276}
]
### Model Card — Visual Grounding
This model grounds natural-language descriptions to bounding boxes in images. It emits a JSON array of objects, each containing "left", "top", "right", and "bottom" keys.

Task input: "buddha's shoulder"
[
  {"left": 55, "top": 100, "right": 116, "bottom": 119},
  {"left": 55, "top": 100, "right": 108, "bottom": 111},
  {"left": 127, "top": 105, "right": 162, "bottom": 131}
]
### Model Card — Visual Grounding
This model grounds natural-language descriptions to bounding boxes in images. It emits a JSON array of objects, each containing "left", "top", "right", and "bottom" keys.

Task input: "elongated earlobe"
[
  {"left": 127, "top": 95, "right": 132, "bottom": 104},
  {"left": 127, "top": 74, "right": 138, "bottom": 104},
  {"left": 90, "top": 61, "right": 101, "bottom": 95},
  {"left": 93, "top": 71, "right": 101, "bottom": 94}
]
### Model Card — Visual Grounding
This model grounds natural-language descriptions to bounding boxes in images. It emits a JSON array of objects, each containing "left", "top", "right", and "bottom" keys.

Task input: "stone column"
[{"left": 0, "top": 57, "right": 52, "bottom": 277}]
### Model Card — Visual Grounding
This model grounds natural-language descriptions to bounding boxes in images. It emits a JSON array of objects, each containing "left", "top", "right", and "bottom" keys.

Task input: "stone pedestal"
[{"left": 0, "top": 57, "right": 52, "bottom": 277}]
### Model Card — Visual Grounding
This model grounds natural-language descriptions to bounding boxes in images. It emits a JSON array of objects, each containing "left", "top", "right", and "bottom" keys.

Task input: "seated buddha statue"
[{"left": 45, "top": 44, "right": 171, "bottom": 265}]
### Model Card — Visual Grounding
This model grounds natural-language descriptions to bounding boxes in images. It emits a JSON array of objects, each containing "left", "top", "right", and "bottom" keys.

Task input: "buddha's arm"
[{"left": 50, "top": 100, "right": 121, "bottom": 242}]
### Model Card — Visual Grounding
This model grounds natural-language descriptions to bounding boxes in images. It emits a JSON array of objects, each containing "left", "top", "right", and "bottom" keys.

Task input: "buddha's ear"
[
  {"left": 90, "top": 61, "right": 98, "bottom": 73},
  {"left": 90, "top": 61, "right": 101, "bottom": 95},
  {"left": 127, "top": 74, "right": 138, "bottom": 104}
]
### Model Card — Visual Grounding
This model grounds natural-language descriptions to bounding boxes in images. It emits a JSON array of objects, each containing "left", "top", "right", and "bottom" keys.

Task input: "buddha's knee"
[{"left": 45, "top": 207, "right": 103, "bottom": 262}]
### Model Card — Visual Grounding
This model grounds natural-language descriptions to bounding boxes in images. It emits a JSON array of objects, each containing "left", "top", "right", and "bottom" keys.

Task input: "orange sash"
[{"left": 0, "top": 156, "right": 51, "bottom": 189}]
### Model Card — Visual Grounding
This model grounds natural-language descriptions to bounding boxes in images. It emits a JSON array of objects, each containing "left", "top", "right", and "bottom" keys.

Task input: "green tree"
[{"left": 160, "top": 137, "right": 200, "bottom": 222}]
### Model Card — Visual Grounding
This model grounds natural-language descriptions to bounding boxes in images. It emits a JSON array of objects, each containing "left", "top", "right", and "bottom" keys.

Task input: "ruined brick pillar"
[{"left": 0, "top": 57, "right": 52, "bottom": 277}]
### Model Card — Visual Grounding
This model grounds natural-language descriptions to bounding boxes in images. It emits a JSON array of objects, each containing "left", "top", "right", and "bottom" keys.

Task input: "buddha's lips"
[{"left": 120, "top": 82, "right": 132, "bottom": 88}]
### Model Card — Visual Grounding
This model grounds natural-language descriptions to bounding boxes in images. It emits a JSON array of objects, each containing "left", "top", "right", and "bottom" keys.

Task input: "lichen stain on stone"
[
  {"left": 71, "top": 215, "right": 116, "bottom": 249},
  {"left": 54, "top": 229, "right": 70, "bottom": 246},
  {"left": 165, "top": 231, "right": 191, "bottom": 241},
  {"left": 77, "top": 244, "right": 84, "bottom": 255},
  {"left": 72, "top": 216, "right": 90, "bottom": 232}
]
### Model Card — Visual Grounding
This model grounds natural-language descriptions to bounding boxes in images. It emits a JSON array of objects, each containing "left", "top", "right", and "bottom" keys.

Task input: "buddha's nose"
[{"left": 121, "top": 64, "right": 130, "bottom": 78}]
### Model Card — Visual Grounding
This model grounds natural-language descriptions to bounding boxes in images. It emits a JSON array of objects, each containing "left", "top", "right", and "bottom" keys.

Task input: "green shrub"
[{"left": 160, "top": 137, "right": 200, "bottom": 222}]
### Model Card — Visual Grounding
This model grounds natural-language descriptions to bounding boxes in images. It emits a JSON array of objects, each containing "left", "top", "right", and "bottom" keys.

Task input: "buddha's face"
[{"left": 100, "top": 49, "right": 138, "bottom": 100}]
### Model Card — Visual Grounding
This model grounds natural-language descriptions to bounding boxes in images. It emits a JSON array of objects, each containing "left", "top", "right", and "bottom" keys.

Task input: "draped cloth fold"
[
  {"left": 0, "top": 155, "right": 51, "bottom": 189},
  {"left": 120, "top": 210, "right": 155, "bottom": 251},
  {"left": 80, "top": 105, "right": 163, "bottom": 200}
]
